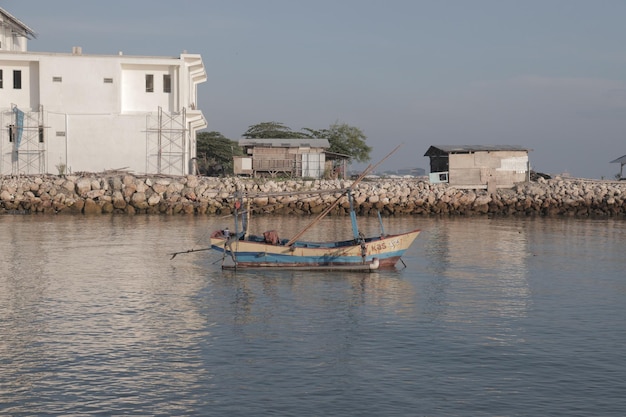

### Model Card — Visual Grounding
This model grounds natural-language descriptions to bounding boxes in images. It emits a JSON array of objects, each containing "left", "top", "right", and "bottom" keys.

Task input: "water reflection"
[
  {"left": 215, "top": 268, "right": 418, "bottom": 332},
  {"left": 419, "top": 218, "right": 532, "bottom": 323},
  {"left": 0, "top": 216, "right": 214, "bottom": 414},
  {"left": 1, "top": 214, "right": 626, "bottom": 415}
]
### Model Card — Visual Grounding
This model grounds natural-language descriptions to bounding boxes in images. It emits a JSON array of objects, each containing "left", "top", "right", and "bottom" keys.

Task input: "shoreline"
[{"left": 1, "top": 173, "right": 626, "bottom": 217}]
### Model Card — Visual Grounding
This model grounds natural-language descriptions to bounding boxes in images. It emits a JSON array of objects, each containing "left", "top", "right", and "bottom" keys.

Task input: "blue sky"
[{"left": 4, "top": 0, "right": 626, "bottom": 178}]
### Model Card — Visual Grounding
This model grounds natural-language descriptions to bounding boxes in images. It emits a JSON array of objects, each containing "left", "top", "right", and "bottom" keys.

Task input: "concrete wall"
[
  {"left": 0, "top": 51, "right": 206, "bottom": 176},
  {"left": 121, "top": 63, "right": 176, "bottom": 113},
  {"left": 449, "top": 151, "right": 528, "bottom": 188}
]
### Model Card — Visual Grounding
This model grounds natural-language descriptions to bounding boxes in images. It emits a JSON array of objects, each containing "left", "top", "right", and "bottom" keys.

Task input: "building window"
[
  {"left": 0, "top": 69, "right": 3, "bottom": 88},
  {"left": 13, "top": 70, "right": 21, "bottom": 89},
  {"left": 145, "top": 74, "right": 154, "bottom": 92},
  {"left": 103, "top": 78, "right": 113, "bottom": 84},
  {"left": 52, "top": 76, "right": 62, "bottom": 82},
  {"left": 163, "top": 74, "right": 171, "bottom": 93}
]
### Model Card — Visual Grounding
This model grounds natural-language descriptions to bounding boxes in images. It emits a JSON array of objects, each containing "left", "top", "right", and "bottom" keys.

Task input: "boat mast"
[
  {"left": 233, "top": 191, "right": 241, "bottom": 238},
  {"left": 243, "top": 197, "right": 250, "bottom": 240},
  {"left": 377, "top": 211, "right": 386, "bottom": 236},
  {"left": 348, "top": 191, "right": 360, "bottom": 240}
]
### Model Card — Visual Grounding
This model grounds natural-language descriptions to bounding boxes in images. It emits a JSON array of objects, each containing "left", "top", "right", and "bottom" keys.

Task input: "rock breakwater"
[{"left": 1, "top": 174, "right": 625, "bottom": 217}]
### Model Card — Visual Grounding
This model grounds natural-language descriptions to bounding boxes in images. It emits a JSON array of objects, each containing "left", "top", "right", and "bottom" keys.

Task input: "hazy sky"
[{"left": 4, "top": 0, "right": 626, "bottom": 178}]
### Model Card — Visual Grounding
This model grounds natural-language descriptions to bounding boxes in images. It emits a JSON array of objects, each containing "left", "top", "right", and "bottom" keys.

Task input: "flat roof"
[
  {"left": 239, "top": 138, "right": 330, "bottom": 148},
  {"left": 424, "top": 145, "right": 530, "bottom": 157}
]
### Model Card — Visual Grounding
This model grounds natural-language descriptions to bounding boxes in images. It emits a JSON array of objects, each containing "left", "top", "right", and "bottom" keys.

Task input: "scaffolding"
[
  {"left": 146, "top": 107, "right": 188, "bottom": 175},
  {"left": 1, "top": 105, "right": 46, "bottom": 176}
]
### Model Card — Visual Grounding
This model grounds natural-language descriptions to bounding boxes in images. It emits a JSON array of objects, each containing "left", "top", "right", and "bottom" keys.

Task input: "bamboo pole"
[{"left": 169, "top": 247, "right": 212, "bottom": 259}]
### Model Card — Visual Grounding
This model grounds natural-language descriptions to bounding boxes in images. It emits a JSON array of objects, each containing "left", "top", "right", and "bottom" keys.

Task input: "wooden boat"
[
  {"left": 210, "top": 182, "right": 419, "bottom": 271},
  {"left": 172, "top": 145, "right": 420, "bottom": 271},
  {"left": 210, "top": 219, "right": 420, "bottom": 271}
]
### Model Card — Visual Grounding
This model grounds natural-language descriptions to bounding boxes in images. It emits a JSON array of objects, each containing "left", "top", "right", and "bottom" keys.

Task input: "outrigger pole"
[
  {"left": 169, "top": 247, "right": 213, "bottom": 259},
  {"left": 284, "top": 144, "right": 403, "bottom": 246}
]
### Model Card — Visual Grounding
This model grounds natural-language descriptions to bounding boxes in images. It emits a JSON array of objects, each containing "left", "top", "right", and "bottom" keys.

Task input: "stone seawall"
[{"left": 1, "top": 174, "right": 626, "bottom": 217}]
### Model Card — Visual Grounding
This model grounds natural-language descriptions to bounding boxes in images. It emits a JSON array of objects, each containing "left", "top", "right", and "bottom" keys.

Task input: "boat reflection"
[{"left": 215, "top": 267, "right": 418, "bottom": 330}]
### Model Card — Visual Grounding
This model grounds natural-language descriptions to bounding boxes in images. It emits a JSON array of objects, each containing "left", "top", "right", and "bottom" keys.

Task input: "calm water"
[{"left": 1, "top": 214, "right": 625, "bottom": 416}]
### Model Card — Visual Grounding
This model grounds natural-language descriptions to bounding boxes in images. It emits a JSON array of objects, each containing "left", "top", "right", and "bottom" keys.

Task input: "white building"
[{"left": 0, "top": 7, "right": 207, "bottom": 176}]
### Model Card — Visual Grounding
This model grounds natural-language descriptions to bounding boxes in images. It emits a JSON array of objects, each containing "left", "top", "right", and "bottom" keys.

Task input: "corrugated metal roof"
[
  {"left": 424, "top": 145, "right": 530, "bottom": 157},
  {"left": 0, "top": 7, "right": 37, "bottom": 39},
  {"left": 239, "top": 138, "right": 330, "bottom": 148},
  {"left": 325, "top": 151, "right": 351, "bottom": 159},
  {"left": 610, "top": 155, "right": 626, "bottom": 164}
]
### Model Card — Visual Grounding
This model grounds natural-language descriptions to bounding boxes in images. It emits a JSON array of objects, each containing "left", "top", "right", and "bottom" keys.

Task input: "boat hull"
[{"left": 210, "top": 229, "right": 420, "bottom": 270}]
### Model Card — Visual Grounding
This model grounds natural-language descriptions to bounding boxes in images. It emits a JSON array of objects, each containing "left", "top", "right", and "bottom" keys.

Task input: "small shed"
[
  {"left": 424, "top": 145, "right": 530, "bottom": 189},
  {"left": 234, "top": 138, "right": 330, "bottom": 178},
  {"left": 324, "top": 151, "right": 351, "bottom": 179}
]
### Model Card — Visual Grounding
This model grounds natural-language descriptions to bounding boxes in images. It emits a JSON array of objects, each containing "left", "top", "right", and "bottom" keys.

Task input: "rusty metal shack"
[
  {"left": 424, "top": 145, "right": 531, "bottom": 189},
  {"left": 234, "top": 138, "right": 331, "bottom": 178}
]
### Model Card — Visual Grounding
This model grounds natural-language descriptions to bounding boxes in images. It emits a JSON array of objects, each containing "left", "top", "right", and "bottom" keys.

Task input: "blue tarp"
[{"left": 13, "top": 107, "right": 24, "bottom": 148}]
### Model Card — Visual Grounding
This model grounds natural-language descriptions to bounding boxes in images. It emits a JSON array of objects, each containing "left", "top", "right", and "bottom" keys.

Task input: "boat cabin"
[{"left": 424, "top": 145, "right": 530, "bottom": 189}]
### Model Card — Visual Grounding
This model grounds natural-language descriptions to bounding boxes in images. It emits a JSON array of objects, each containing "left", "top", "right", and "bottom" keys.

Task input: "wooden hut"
[
  {"left": 424, "top": 145, "right": 530, "bottom": 189},
  {"left": 234, "top": 138, "right": 330, "bottom": 178}
]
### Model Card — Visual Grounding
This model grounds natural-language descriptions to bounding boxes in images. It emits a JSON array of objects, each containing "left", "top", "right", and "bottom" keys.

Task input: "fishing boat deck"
[{"left": 245, "top": 234, "right": 364, "bottom": 249}]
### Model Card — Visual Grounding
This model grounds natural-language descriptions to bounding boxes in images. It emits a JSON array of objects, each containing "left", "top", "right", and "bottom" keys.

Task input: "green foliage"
[
  {"left": 196, "top": 131, "right": 242, "bottom": 176},
  {"left": 196, "top": 121, "right": 371, "bottom": 176},
  {"left": 245, "top": 121, "right": 371, "bottom": 163},
  {"left": 243, "top": 122, "right": 311, "bottom": 139},
  {"left": 305, "top": 122, "right": 372, "bottom": 163}
]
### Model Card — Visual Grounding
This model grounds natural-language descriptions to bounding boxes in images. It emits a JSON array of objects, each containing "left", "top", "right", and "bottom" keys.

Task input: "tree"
[
  {"left": 242, "top": 121, "right": 372, "bottom": 164},
  {"left": 243, "top": 121, "right": 311, "bottom": 139},
  {"left": 305, "top": 122, "right": 371, "bottom": 163},
  {"left": 196, "top": 131, "right": 242, "bottom": 176}
]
